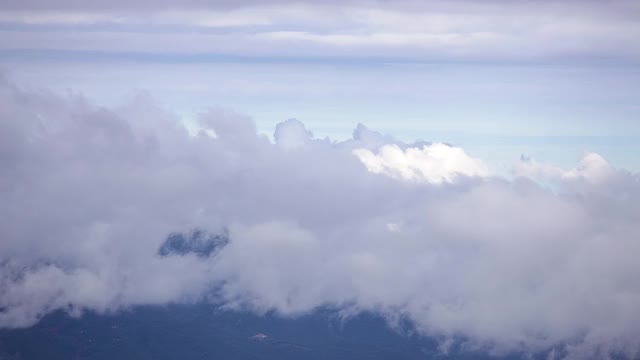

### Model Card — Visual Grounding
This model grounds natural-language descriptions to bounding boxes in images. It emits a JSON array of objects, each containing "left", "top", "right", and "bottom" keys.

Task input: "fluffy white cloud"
[
  {"left": 515, "top": 152, "right": 616, "bottom": 185},
  {"left": 353, "top": 143, "right": 489, "bottom": 183},
  {"left": 1, "top": 78, "right": 640, "bottom": 359}
]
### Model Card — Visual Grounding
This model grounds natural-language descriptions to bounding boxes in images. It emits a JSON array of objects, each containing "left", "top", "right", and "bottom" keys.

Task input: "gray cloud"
[
  {"left": 0, "top": 0, "right": 638, "bottom": 64},
  {"left": 1, "top": 77, "right": 640, "bottom": 359}
]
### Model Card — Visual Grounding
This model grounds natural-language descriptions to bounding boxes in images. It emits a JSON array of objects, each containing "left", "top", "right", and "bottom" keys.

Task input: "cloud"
[
  {"left": 0, "top": 0, "right": 639, "bottom": 64},
  {"left": 353, "top": 143, "right": 489, "bottom": 184},
  {"left": 1, "top": 78, "right": 640, "bottom": 359},
  {"left": 273, "top": 118, "right": 314, "bottom": 150},
  {"left": 515, "top": 152, "right": 616, "bottom": 185}
]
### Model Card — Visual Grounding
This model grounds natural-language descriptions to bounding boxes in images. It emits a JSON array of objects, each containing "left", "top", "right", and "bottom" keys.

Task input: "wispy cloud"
[{"left": 0, "top": 0, "right": 639, "bottom": 64}]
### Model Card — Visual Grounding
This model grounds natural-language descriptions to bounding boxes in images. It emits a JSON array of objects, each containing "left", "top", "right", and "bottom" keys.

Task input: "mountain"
[{"left": 0, "top": 304, "right": 543, "bottom": 360}]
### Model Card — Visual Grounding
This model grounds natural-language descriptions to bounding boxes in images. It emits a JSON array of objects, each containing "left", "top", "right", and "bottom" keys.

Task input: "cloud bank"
[{"left": 1, "top": 79, "right": 640, "bottom": 359}]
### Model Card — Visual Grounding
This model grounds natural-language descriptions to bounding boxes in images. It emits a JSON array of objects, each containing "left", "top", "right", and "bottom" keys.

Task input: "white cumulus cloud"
[{"left": 353, "top": 143, "right": 489, "bottom": 184}]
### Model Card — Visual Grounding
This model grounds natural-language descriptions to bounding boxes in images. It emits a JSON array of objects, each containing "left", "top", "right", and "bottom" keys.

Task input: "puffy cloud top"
[
  {"left": 353, "top": 143, "right": 489, "bottom": 184},
  {"left": 274, "top": 118, "right": 313, "bottom": 150}
]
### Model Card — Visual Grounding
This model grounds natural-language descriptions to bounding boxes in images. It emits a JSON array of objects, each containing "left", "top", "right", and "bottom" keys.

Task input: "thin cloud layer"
[
  {"left": 1, "top": 79, "right": 640, "bottom": 359},
  {"left": 0, "top": 0, "right": 639, "bottom": 64}
]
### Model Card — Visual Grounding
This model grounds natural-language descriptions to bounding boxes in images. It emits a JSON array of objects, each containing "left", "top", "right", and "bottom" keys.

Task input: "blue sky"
[{"left": 1, "top": 0, "right": 639, "bottom": 170}]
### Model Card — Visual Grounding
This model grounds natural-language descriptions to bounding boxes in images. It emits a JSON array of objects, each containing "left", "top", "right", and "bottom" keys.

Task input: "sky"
[
  {"left": 1, "top": 0, "right": 640, "bottom": 170},
  {"left": 1, "top": 1, "right": 640, "bottom": 359}
]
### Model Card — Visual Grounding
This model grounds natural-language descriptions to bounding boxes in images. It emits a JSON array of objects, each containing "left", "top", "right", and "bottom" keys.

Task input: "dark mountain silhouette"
[
  {"left": 0, "top": 304, "right": 563, "bottom": 360},
  {"left": 158, "top": 230, "right": 229, "bottom": 258}
]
